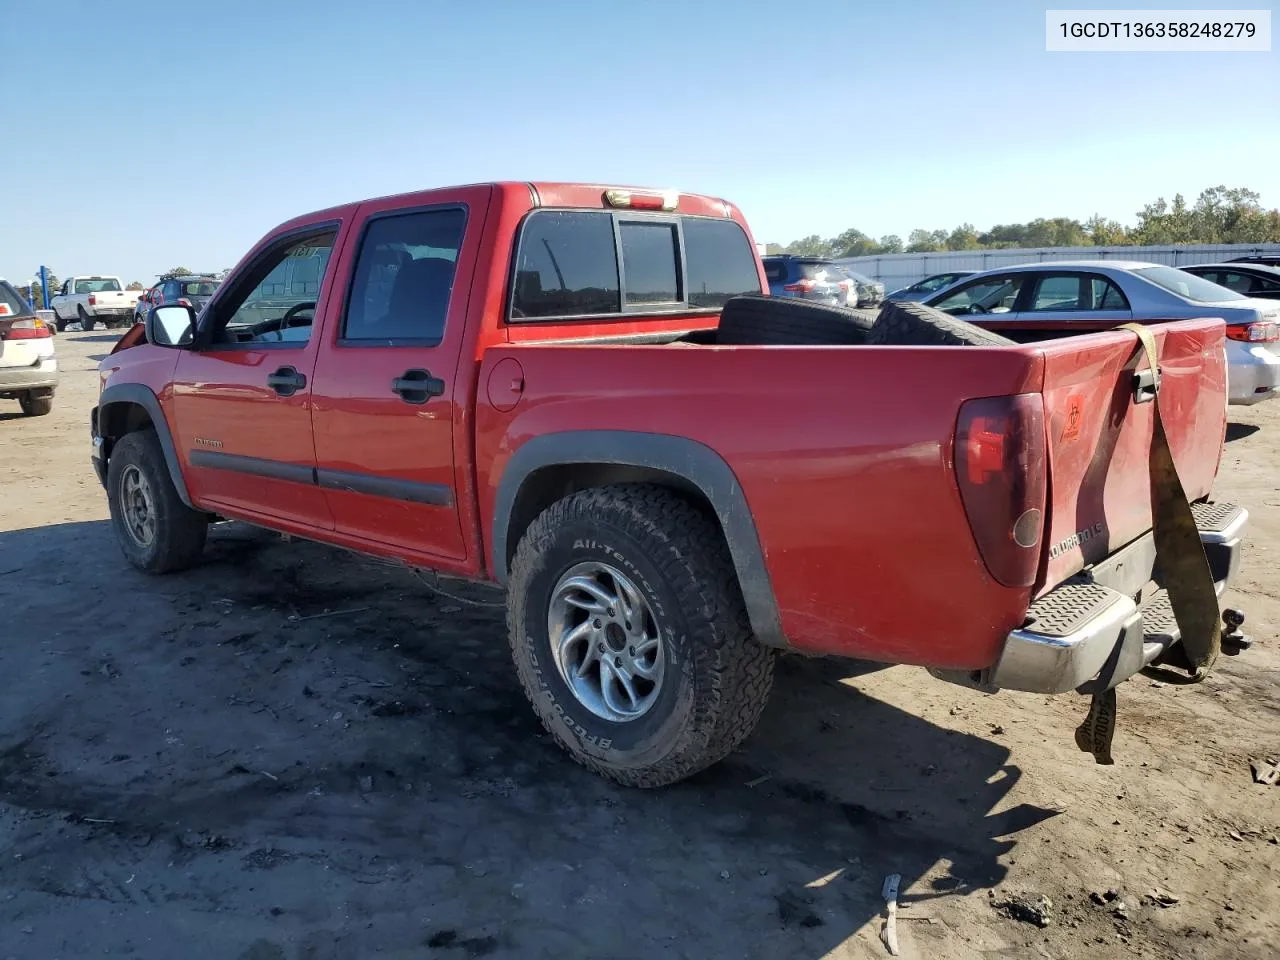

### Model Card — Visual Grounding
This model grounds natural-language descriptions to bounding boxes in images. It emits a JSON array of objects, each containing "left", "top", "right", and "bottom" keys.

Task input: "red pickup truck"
[{"left": 92, "top": 182, "right": 1247, "bottom": 786}]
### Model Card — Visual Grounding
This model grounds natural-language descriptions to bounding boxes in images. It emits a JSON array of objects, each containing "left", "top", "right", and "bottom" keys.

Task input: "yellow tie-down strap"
[{"left": 1074, "top": 323, "right": 1223, "bottom": 764}]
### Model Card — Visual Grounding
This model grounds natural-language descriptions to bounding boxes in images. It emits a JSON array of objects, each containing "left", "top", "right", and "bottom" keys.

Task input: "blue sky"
[{"left": 2, "top": 0, "right": 1276, "bottom": 286}]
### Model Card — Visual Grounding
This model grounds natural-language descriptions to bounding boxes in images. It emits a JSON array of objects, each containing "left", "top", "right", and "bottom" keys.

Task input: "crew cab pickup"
[
  {"left": 91, "top": 182, "right": 1246, "bottom": 787},
  {"left": 52, "top": 276, "right": 140, "bottom": 331}
]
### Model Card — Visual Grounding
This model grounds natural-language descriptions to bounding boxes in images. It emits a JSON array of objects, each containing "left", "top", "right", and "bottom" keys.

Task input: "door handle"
[
  {"left": 391, "top": 368, "right": 446, "bottom": 404},
  {"left": 266, "top": 366, "right": 307, "bottom": 397}
]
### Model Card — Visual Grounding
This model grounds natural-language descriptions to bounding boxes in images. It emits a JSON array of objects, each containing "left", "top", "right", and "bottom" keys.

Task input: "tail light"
[
  {"left": 783, "top": 279, "right": 816, "bottom": 293},
  {"left": 88, "top": 294, "right": 97, "bottom": 306},
  {"left": 954, "top": 394, "right": 1047, "bottom": 587},
  {"left": 2, "top": 318, "right": 53, "bottom": 340},
  {"left": 603, "top": 189, "right": 678, "bottom": 211},
  {"left": 1226, "top": 321, "right": 1279, "bottom": 343}
]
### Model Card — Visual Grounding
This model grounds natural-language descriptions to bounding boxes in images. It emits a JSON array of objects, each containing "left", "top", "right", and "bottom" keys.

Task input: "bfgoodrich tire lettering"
[
  {"left": 508, "top": 484, "right": 775, "bottom": 787},
  {"left": 107, "top": 430, "right": 208, "bottom": 574}
]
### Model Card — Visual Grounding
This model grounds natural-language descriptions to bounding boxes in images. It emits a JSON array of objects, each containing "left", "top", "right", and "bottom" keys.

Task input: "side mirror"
[{"left": 146, "top": 304, "right": 196, "bottom": 348}]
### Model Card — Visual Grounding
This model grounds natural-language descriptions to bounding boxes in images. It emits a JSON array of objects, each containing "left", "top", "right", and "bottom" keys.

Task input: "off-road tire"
[
  {"left": 508, "top": 484, "right": 775, "bottom": 787},
  {"left": 107, "top": 430, "right": 207, "bottom": 574},
  {"left": 717, "top": 294, "right": 876, "bottom": 345},
  {"left": 869, "top": 299, "right": 1014, "bottom": 347},
  {"left": 78, "top": 307, "right": 95, "bottom": 332},
  {"left": 18, "top": 392, "right": 52, "bottom": 417}
]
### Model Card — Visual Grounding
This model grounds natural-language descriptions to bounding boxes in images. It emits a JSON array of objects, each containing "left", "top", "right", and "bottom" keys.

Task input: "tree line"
[{"left": 768, "top": 186, "right": 1280, "bottom": 259}]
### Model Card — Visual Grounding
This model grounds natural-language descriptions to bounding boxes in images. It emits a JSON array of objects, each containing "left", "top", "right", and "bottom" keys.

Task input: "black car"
[
  {"left": 1181, "top": 263, "right": 1280, "bottom": 300},
  {"left": 1227, "top": 255, "right": 1280, "bottom": 269},
  {"left": 135, "top": 274, "right": 221, "bottom": 323}
]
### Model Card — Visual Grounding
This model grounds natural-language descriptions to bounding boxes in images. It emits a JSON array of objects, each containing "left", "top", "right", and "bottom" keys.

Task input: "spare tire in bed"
[
  {"left": 717, "top": 294, "right": 877, "bottom": 346},
  {"left": 868, "top": 299, "right": 1014, "bottom": 347}
]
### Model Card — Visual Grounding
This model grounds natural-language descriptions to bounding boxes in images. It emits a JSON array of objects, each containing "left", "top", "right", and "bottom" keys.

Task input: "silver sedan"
[{"left": 922, "top": 260, "right": 1280, "bottom": 405}]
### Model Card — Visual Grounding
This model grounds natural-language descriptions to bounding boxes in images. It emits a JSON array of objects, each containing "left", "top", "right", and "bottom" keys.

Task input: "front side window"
[
  {"left": 621, "top": 221, "right": 679, "bottom": 305},
  {"left": 933, "top": 275, "right": 1024, "bottom": 315},
  {"left": 208, "top": 230, "right": 337, "bottom": 345},
  {"left": 511, "top": 211, "right": 620, "bottom": 319},
  {"left": 342, "top": 208, "right": 466, "bottom": 343},
  {"left": 683, "top": 218, "right": 761, "bottom": 307}
]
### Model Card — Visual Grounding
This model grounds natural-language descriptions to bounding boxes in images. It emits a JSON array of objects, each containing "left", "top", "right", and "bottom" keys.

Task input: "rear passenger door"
[{"left": 308, "top": 186, "right": 493, "bottom": 562}]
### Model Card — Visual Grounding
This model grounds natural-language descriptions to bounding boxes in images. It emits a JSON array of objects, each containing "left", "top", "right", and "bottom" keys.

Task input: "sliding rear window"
[{"left": 510, "top": 211, "right": 760, "bottom": 321}]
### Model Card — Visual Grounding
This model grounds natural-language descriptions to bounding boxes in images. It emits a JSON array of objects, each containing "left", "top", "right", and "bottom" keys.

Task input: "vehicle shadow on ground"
[
  {"left": 0, "top": 520, "right": 1054, "bottom": 959},
  {"left": 1226, "top": 422, "right": 1261, "bottom": 442}
]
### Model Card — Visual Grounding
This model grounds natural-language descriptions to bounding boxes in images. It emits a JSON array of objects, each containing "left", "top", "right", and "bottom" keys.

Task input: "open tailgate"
[{"left": 1035, "top": 318, "right": 1226, "bottom": 595}]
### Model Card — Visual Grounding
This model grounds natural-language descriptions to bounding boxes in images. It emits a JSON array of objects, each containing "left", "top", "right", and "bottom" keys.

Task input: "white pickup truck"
[{"left": 51, "top": 276, "right": 140, "bottom": 332}]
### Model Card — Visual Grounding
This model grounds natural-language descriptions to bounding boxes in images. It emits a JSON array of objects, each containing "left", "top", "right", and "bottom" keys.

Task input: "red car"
[{"left": 91, "top": 182, "right": 1246, "bottom": 786}]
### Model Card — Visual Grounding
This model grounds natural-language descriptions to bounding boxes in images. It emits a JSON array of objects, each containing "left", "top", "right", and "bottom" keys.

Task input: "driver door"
[{"left": 168, "top": 223, "right": 347, "bottom": 530}]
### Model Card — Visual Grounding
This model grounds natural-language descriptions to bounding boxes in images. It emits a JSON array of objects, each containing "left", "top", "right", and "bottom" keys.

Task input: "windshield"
[
  {"left": 798, "top": 262, "right": 846, "bottom": 282},
  {"left": 74, "top": 278, "right": 122, "bottom": 294},
  {"left": 1134, "top": 266, "right": 1246, "bottom": 303},
  {"left": 0, "top": 282, "right": 33, "bottom": 317}
]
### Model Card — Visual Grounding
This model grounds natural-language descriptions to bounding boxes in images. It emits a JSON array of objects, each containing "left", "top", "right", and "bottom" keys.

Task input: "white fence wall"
[{"left": 837, "top": 243, "right": 1280, "bottom": 292}]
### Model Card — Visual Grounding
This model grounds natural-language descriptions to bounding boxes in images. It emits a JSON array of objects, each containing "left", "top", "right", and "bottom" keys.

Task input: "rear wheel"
[
  {"left": 107, "top": 430, "right": 207, "bottom": 573},
  {"left": 78, "top": 307, "right": 95, "bottom": 332},
  {"left": 55, "top": 315, "right": 69, "bottom": 333},
  {"left": 508, "top": 484, "right": 775, "bottom": 787},
  {"left": 18, "top": 391, "right": 52, "bottom": 417}
]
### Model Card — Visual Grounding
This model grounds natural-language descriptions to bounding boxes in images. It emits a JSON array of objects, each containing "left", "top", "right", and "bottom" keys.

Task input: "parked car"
[
  {"left": 922, "top": 261, "right": 1280, "bottom": 405},
  {"left": 762, "top": 255, "right": 857, "bottom": 307},
  {"left": 135, "top": 275, "right": 222, "bottom": 324},
  {"left": 1181, "top": 262, "right": 1280, "bottom": 300},
  {"left": 93, "top": 182, "right": 1242, "bottom": 787},
  {"left": 51, "top": 276, "right": 140, "bottom": 331},
  {"left": 885, "top": 270, "right": 977, "bottom": 303},
  {"left": 1227, "top": 255, "right": 1280, "bottom": 269},
  {"left": 839, "top": 267, "right": 884, "bottom": 308},
  {"left": 0, "top": 279, "right": 57, "bottom": 416}
]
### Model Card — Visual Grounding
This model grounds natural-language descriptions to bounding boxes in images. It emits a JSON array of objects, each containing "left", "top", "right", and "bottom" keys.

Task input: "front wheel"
[
  {"left": 508, "top": 484, "right": 775, "bottom": 787},
  {"left": 106, "top": 430, "right": 208, "bottom": 573}
]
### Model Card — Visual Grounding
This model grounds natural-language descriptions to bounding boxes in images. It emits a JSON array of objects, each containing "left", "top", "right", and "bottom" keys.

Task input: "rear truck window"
[
  {"left": 684, "top": 218, "right": 764, "bottom": 307},
  {"left": 74, "top": 278, "right": 122, "bottom": 294},
  {"left": 510, "top": 211, "right": 762, "bottom": 320},
  {"left": 621, "top": 221, "right": 680, "bottom": 304}
]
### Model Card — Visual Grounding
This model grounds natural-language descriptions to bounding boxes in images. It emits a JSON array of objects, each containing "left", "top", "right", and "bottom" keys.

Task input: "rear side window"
[
  {"left": 510, "top": 211, "right": 762, "bottom": 320},
  {"left": 0, "top": 282, "right": 32, "bottom": 317},
  {"left": 685, "top": 219, "right": 762, "bottom": 306},
  {"left": 511, "top": 211, "right": 620, "bottom": 318},
  {"left": 621, "top": 221, "right": 680, "bottom": 304},
  {"left": 342, "top": 208, "right": 467, "bottom": 343}
]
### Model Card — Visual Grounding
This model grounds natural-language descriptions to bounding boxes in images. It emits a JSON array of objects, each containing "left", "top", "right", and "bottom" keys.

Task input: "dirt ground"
[{"left": 1, "top": 330, "right": 1276, "bottom": 960}]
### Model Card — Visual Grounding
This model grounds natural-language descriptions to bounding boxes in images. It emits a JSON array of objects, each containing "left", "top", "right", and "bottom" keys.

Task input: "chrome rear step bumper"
[{"left": 988, "top": 502, "right": 1247, "bottom": 694}]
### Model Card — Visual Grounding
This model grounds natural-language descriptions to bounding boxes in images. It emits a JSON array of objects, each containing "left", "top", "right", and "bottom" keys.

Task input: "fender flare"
[
  {"left": 96, "top": 384, "right": 193, "bottom": 507},
  {"left": 492, "top": 430, "right": 787, "bottom": 648}
]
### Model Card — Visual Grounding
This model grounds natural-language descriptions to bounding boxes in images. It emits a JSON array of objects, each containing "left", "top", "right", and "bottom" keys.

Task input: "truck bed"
[{"left": 475, "top": 318, "right": 1226, "bottom": 671}]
